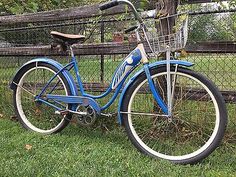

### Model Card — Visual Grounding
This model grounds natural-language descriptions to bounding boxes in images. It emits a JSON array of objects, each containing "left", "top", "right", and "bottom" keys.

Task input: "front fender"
[
  {"left": 10, "top": 58, "right": 78, "bottom": 97},
  {"left": 117, "top": 60, "right": 194, "bottom": 125}
]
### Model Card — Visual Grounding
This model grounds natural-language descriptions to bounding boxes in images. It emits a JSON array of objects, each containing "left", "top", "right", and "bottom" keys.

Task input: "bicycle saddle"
[{"left": 50, "top": 31, "right": 85, "bottom": 45}]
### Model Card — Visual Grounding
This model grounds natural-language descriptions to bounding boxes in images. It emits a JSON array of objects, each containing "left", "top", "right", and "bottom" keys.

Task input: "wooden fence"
[{"left": 0, "top": 3, "right": 235, "bottom": 57}]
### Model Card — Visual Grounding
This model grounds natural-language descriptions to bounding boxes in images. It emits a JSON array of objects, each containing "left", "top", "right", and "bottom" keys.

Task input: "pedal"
[{"left": 55, "top": 110, "right": 70, "bottom": 116}]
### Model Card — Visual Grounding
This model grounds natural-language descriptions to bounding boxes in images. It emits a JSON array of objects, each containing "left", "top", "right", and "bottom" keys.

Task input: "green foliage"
[
  {"left": 230, "top": 0, "right": 236, "bottom": 7},
  {"left": 185, "top": 1, "right": 236, "bottom": 42},
  {"left": 0, "top": 0, "right": 152, "bottom": 15},
  {"left": 189, "top": 13, "right": 236, "bottom": 42},
  {"left": 138, "top": 0, "right": 150, "bottom": 11},
  {"left": 0, "top": 0, "right": 103, "bottom": 14}
]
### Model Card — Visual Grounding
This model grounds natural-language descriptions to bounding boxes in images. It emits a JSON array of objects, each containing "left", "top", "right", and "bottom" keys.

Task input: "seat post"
[{"left": 69, "top": 45, "right": 75, "bottom": 58}]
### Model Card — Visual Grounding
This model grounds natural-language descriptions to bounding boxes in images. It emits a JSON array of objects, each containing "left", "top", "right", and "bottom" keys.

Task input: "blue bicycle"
[{"left": 10, "top": 0, "right": 227, "bottom": 164}]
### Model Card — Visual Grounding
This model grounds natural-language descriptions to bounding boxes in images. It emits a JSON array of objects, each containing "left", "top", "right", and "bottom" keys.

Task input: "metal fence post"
[{"left": 100, "top": 21, "right": 105, "bottom": 83}]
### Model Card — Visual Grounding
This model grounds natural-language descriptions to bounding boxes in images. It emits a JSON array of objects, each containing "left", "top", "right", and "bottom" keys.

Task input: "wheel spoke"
[
  {"left": 13, "top": 81, "right": 35, "bottom": 97},
  {"left": 120, "top": 111, "right": 168, "bottom": 117}
]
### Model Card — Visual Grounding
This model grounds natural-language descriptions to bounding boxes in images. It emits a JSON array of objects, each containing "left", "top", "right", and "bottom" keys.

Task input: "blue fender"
[
  {"left": 10, "top": 58, "right": 78, "bottom": 97},
  {"left": 117, "top": 60, "right": 194, "bottom": 125}
]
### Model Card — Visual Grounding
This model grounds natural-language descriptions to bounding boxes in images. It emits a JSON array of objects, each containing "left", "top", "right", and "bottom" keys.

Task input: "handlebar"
[
  {"left": 99, "top": 0, "right": 143, "bottom": 24},
  {"left": 99, "top": 0, "right": 119, "bottom": 11},
  {"left": 124, "top": 25, "right": 138, "bottom": 34}
]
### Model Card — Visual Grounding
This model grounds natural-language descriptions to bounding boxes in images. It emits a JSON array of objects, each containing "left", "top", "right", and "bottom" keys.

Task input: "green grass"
[
  {"left": 185, "top": 54, "right": 236, "bottom": 91},
  {"left": 0, "top": 118, "right": 235, "bottom": 177},
  {"left": 0, "top": 87, "right": 235, "bottom": 176}
]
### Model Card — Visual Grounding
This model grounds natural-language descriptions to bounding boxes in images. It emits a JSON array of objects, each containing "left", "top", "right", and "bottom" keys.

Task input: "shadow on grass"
[{"left": 59, "top": 119, "right": 129, "bottom": 146}]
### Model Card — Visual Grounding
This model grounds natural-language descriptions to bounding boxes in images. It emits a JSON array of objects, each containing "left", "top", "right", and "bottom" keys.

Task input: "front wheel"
[{"left": 121, "top": 66, "right": 227, "bottom": 164}]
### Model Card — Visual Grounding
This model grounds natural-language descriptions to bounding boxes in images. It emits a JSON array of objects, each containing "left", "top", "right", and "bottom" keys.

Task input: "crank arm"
[{"left": 55, "top": 110, "right": 87, "bottom": 116}]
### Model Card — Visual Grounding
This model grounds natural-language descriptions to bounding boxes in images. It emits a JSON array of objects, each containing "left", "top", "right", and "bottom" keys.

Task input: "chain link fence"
[{"left": 1, "top": 12, "right": 235, "bottom": 86}]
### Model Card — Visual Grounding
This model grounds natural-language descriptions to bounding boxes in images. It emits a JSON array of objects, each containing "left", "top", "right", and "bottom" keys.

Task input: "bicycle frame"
[
  {"left": 26, "top": 41, "right": 192, "bottom": 118},
  {"left": 10, "top": 39, "right": 194, "bottom": 125},
  {"left": 34, "top": 43, "right": 161, "bottom": 110}
]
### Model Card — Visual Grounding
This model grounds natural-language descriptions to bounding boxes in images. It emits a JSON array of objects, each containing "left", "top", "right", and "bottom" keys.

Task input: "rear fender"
[{"left": 10, "top": 58, "right": 78, "bottom": 97}]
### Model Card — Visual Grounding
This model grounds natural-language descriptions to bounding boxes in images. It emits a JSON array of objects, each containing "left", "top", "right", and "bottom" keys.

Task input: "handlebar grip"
[
  {"left": 99, "top": 0, "right": 119, "bottom": 11},
  {"left": 125, "top": 25, "right": 138, "bottom": 34}
]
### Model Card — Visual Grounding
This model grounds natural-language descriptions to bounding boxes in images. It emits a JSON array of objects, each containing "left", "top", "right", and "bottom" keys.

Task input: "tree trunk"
[
  {"left": 157, "top": 0, "right": 179, "bottom": 15},
  {"left": 156, "top": 0, "right": 179, "bottom": 35},
  {"left": 153, "top": 0, "right": 179, "bottom": 113}
]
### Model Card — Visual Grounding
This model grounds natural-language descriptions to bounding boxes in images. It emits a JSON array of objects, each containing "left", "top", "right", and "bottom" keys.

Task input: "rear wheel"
[
  {"left": 13, "top": 62, "right": 72, "bottom": 134},
  {"left": 122, "top": 66, "right": 227, "bottom": 164}
]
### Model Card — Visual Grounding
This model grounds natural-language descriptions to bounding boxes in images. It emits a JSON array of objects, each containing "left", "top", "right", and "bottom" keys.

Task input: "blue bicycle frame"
[
  {"left": 10, "top": 45, "right": 193, "bottom": 126},
  {"left": 17, "top": 42, "right": 192, "bottom": 123}
]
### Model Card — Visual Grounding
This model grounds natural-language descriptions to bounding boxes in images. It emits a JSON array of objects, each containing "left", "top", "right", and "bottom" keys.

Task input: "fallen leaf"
[
  {"left": 25, "top": 144, "right": 32, "bottom": 150},
  {"left": 35, "top": 108, "right": 42, "bottom": 116},
  {"left": 10, "top": 115, "right": 18, "bottom": 122},
  {"left": 0, "top": 113, "right": 3, "bottom": 118}
]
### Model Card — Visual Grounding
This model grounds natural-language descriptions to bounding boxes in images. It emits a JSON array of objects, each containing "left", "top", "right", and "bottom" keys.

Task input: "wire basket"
[{"left": 143, "top": 13, "right": 188, "bottom": 55}]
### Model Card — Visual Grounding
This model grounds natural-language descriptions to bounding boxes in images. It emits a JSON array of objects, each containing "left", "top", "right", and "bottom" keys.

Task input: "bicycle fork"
[
  {"left": 144, "top": 47, "right": 178, "bottom": 118},
  {"left": 166, "top": 47, "right": 172, "bottom": 117}
]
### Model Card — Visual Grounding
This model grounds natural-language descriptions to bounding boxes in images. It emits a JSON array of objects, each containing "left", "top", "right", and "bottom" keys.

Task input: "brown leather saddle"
[{"left": 50, "top": 31, "right": 85, "bottom": 49}]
